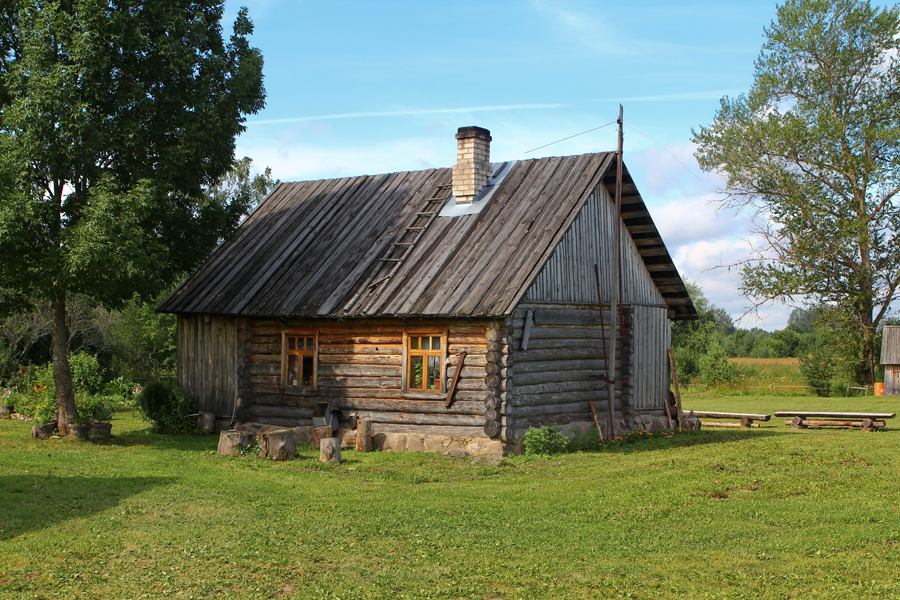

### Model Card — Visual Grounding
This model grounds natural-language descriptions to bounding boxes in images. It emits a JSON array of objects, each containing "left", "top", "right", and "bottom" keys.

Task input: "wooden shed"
[
  {"left": 159, "top": 126, "right": 697, "bottom": 454},
  {"left": 881, "top": 326, "right": 900, "bottom": 396}
]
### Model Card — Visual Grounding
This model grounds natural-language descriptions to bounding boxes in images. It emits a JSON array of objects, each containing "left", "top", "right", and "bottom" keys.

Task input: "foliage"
[
  {"left": 699, "top": 339, "right": 738, "bottom": 386},
  {"left": 135, "top": 380, "right": 194, "bottom": 433},
  {"left": 693, "top": 0, "right": 900, "bottom": 386},
  {"left": 0, "top": 0, "right": 266, "bottom": 428},
  {"left": 799, "top": 343, "right": 836, "bottom": 397},
  {"left": 522, "top": 425, "right": 569, "bottom": 455},
  {"left": 67, "top": 351, "right": 105, "bottom": 396},
  {"left": 111, "top": 290, "right": 178, "bottom": 379},
  {"left": 73, "top": 392, "right": 114, "bottom": 423}
]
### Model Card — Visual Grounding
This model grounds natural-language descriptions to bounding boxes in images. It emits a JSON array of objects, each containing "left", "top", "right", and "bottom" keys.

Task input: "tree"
[
  {"left": 0, "top": 1, "right": 265, "bottom": 431},
  {"left": 693, "top": 0, "right": 900, "bottom": 386}
]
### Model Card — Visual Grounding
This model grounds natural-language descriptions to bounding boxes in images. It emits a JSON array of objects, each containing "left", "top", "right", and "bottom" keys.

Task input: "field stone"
[
  {"left": 424, "top": 435, "right": 446, "bottom": 453},
  {"left": 405, "top": 434, "right": 425, "bottom": 452},
  {"left": 382, "top": 433, "right": 407, "bottom": 452},
  {"left": 372, "top": 432, "right": 387, "bottom": 450},
  {"left": 444, "top": 449, "right": 469, "bottom": 458},
  {"left": 442, "top": 437, "right": 466, "bottom": 453},
  {"left": 470, "top": 453, "right": 503, "bottom": 466}
]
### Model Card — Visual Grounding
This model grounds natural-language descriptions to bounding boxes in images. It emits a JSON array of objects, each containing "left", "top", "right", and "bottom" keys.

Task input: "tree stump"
[
  {"left": 0, "top": 405, "right": 14, "bottom": 418},
  {"left": 683, "top": 411, "right": 701, "bottom": 431},
  {"left": 197, "top": 412, "right": 216, "bottom": 432},
  {"left": 31, "top": 421, "right": 56, "bottom": 440},
  {"left": 355, "top": 419, "right": 372, "bottom": 453},
  {"left": 69, "top": 424, "right": 91, "bottom": 440},
  {"left": 862, "top": 417, "right": 876, "bottom": 432},
  {"left": 217, "top": 430, "right": 255, "bottom": 455},
  {"left": 319, "top": 437, "right": 341, "bottom": 463},
  {"left": 91, "top": 422, "right": 112, "bottom": 437},
  {"left": 258, "top": 429, "right": 297, "bottom": 461},
  {"left": 311, "top": 425, "right": 332, "bottom": 450},
  {"left": 791, "top": 416, "right": 807, "bottom": 429}
]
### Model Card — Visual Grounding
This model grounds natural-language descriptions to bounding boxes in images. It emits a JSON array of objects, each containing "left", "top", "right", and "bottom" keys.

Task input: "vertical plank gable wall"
[
  {"left": 510, "top": 183, "right": 671, "bottom": 434},
  {"left": 177, "top": 315, "right": 240, "bottom": 416}
]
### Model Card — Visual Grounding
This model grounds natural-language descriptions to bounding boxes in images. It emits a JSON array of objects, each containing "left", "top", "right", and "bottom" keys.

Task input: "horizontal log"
[
  {"left": 249, "top": 363, "right": 280, "bottom": 376},
  {"left": 251, "top": 395, "right": 320, "bottom": 408},
  {"left": 532, "top": 309, "right": 616, "bottom": 327},
  {"left": 319, "top": 345, "right": 402, "bottom": 355},
  {"left": 249, "top": 387, "right": 486, "bottom": 402},
  {"left": 328, "top": 398, "right": 486, "bottom": 415},
  {"left": 318, "top": 354, "right": 403, "bottom": 366},
  {"left": 689, "top": 411, "right": 771, "bottom": 421},
  {"left": 784, "top": 419, "right": 886, "bottom": 428},
  {"left": 511, "top": 413, "right": 596, "bottom": 429},
  {"left": 355, "top": 411, "right": 488, "bottom": 427},
  {"left": 512, "top": 391, "right": 624, "bottom": 409},
  {"left": 512, "top": 381, "right": 623, "bottom": 401},
  {"left": 526, "top": 327, "right": 611, "bottom": 340},
  {"left": 515, "top": 359, "right": 608, "bottom": 374},
  {"left": 514, "top": 348, "right": 603, "bottom": 363},
  {"left": 252, "top": 416, "right": 312, "bottom": 427},
  {"left": 521, "top": 338, "right": 606, "bottom": 351},
  {"left": 251, "top": 343, "right": 281, "bottom": 355},
  {"left": 250, "top": 405, "right": 314, "bottom": 419},
  {"left": 318, "top": 364, "right": 398, "bottom": 377},
  {"left": 514, "top": 369, "right": 611, "bottom": 388},
  {"left": 701, "top": 422, "right": 760, "bottom": 428},
  {"left": 509, "top": 401, "right": 612, "bottom": 419},
  {"left": 319, "top": 376, "right": 401, "bottom": 389},
  {"left": 774, "top": 411, "right": 895, "bottom": 419}
]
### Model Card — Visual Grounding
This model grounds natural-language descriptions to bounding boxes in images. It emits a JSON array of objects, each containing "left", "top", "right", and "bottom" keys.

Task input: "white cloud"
[{"left": 651, "top": 194, "right": 745, "bottom": 246}]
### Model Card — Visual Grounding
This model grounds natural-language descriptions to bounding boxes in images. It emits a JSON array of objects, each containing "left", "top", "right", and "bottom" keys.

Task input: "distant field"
[
  {"left": 730, "top": 357, "right": 800, "bottom": 368},
  {"left": 4, "top": 401, "right": 900, "bottom": 599}
]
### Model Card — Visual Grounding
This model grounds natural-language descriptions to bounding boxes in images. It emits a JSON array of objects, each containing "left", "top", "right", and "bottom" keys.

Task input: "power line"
[
  {"left": 623, "top": 122, "right": 703, "bottom": 182},
  {"left": 524, "top": 121, "right": 616, "bottom": 154}
]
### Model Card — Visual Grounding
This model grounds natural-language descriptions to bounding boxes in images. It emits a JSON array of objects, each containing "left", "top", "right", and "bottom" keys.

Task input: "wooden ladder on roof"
[
  {"left": 366, "top": 183, "right": 451, "bottom": 291},
  {"left": 342, "top": 183, "right": 452, "bottom": 313}
]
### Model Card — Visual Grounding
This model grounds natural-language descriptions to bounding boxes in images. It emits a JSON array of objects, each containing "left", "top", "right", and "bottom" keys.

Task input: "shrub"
[
  {"left": 76, "top": 392, "right": 115, "bottom": 423},
  {"left": 135, "top": 380, "right": 194, "bottom": 433},
  {"left": 569, "top": 428, "right": 601, "bottom": 452},
  {"left": 523, "top": 425, "right": 569, "bottom": 455},
  {"left": 68, "top": 351, "right": 105, "bottom": 395},
  {"left": 699, "top": 339, "right": 738, "bottom": 386},
  {"left": 799, "top": 345, "right": 835, "bottom": 397}
]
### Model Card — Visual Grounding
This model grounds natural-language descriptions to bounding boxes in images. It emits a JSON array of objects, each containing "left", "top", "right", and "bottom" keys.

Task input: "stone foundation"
[{"left": 373, "top": 432, "right": 503, "bottom": 455}]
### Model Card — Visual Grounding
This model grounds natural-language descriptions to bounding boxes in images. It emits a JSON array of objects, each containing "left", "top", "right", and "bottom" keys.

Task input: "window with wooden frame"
[
  {"left": 403, "top": 331, "right": 447, "bottom": 393},
  {"left": 282, "top": 332, "right": 318, "bottom": 390}
]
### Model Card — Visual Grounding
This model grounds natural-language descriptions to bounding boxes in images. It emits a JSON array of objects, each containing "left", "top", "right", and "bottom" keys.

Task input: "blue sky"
[{"left": 223, "top": 0, "right": 791, "bottom": 328}]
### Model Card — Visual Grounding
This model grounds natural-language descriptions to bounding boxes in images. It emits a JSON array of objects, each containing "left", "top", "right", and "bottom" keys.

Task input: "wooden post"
[
  {"left": 355, "top": 419, "right": 372, "bottom": 453},
  {"left": 667, "top": 349, "right": 684, "bottom": 426},
  {"left": 791, "top": 416, "right": 806, "bottom": 429},
  {"left": 588, "top": 401, "right": 604, "bottom": 441},
  {"left": 319, "top": 438, "right": 341, "bottom": 463}
]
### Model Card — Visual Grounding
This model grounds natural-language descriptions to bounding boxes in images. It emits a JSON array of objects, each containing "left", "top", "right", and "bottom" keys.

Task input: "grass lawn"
[{"left": 3, "top": 397, "right": 900, "bottom": 599}]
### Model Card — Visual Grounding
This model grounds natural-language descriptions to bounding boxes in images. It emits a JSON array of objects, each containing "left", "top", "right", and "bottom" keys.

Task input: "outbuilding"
[
  {"left": 159, "top": 126, "right": 697, "bottom": 454},
  {"left": 881, "top": 325, "right": 900, "bottom": 396}
]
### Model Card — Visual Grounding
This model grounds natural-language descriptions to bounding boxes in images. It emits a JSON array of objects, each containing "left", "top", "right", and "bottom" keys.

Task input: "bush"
[
  {"left": 135, "top": 380, "right": 194, "bottom": 433},
  {"left": 76, "top": 392, "right": 114, "bottom": 423},
  {"left": 68, "top": 351, "right": 105, "bottom": 395},
  {"left": 699, "top": 340, "right": 738, "bottom": 386},
  {"left": 799, "top": 345, "right": 835, "bottom": 397},
  {"left": 523, "top": 425, "right": 569, "bottom": 455}
]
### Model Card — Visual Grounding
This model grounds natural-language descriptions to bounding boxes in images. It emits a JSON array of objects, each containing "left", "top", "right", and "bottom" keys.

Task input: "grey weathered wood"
[
  {"left": 773, "top": 411, "right": 895, "bottom": 419},
  {"left": 311, "top": 425, "right": 332, "bottom": 449},
  {"left": 784, "top": 418, "right": 887, "bottom": 429},
  {"left": 521, "top": 310, "right": 533, "bottom": 351},
  {"left": 319, "top": 438, "right": 342, "bottom": 463},
  {"left": 353, "top": 411, "right": 487, "bottom": 427},
  {"left": 0, "top": 405, "right": 13, "bottom": 419},
  {"left": 355, "top": 419, "right": 372, "bottom": 452},
  {"left": 689, "top": 411, "right": 771, "bottom": 421},
  {"left": 217, "top": 430, "right": 255, "bottom": 455},
  {"left": 198, "top": 412, "right": 216, "bottom": 432}
]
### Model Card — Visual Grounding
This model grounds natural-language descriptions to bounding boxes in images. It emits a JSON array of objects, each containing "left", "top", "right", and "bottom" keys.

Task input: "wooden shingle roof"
[{"left": 159, "top": 152, "right": 696, "bottom": 319}]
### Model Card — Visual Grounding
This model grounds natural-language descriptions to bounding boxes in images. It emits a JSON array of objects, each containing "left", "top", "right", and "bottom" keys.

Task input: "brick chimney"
[{"left": 452, "top": 126, "right": 491, "bottom": 204}]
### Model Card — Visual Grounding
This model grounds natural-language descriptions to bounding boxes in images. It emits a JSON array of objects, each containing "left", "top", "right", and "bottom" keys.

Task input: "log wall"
[
  {"left": 523, "top": 184, "right": 664, "bottom": 306},
  {"left": 504, "top": 303, "right": 633, "bottom": 439},
  {"left": 177, "top": 315, "right": 240, "bottom": 416},
  {"left": 242, "top": 318, "right": 497, "bottom": 437}
]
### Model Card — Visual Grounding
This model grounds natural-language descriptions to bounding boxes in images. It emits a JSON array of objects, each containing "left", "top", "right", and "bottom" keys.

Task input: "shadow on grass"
[{"left": 0, "top": 475, "right": 172, "bottom": 540}]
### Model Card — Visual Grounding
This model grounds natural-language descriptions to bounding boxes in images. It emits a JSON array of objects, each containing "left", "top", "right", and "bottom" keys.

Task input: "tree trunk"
[{"left": 51, "top": 297, "right": 78, "bottom": 434}]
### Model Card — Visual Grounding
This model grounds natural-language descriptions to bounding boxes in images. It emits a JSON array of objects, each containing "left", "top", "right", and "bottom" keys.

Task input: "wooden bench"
[
  {"left": 774, "top": 411, "right": 896, "bottom": 431},
  {"left": 688, "top": 411, "right": 771, "bottom": 429}
]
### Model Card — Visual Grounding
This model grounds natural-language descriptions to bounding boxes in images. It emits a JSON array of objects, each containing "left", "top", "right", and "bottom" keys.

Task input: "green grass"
[{"left": 3, "top": 399, "right": 900, "bottom": 599}]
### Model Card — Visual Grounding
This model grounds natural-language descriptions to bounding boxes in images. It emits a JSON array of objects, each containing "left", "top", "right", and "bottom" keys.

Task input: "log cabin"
[{"left": 158, "top": 126, "right": 697, "bottom": 454}]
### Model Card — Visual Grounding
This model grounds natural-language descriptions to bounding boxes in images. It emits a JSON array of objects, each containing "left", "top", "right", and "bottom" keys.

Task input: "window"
[
  {"left": 403, "top": 332, "right": 446, "bottom": 393},
  {"left": 282, "top": 332, "right": 317, "bottom": 389}
]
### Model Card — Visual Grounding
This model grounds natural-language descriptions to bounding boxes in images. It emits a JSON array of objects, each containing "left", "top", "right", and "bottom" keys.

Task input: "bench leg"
[
  {"left": 791, "top": 416, "right": 807, "bottom": 429},
  {"left": 740, "top": 417, "right": 752, "bottom": 428}
]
